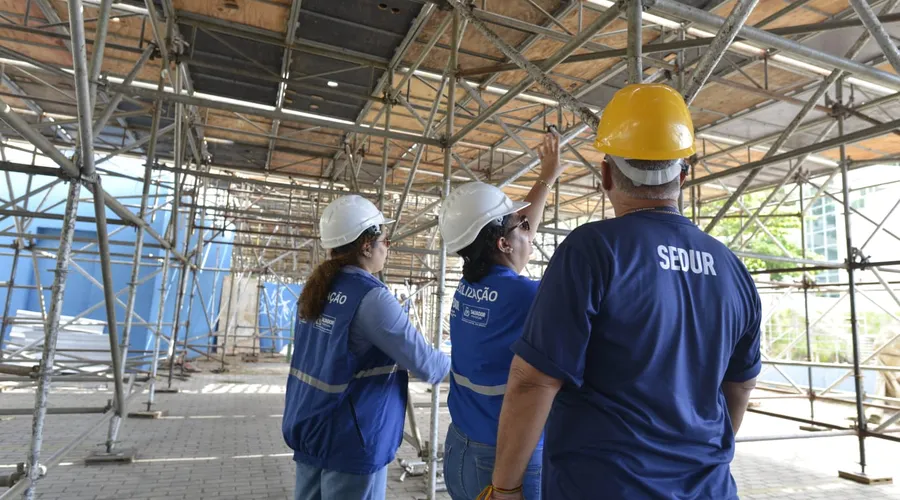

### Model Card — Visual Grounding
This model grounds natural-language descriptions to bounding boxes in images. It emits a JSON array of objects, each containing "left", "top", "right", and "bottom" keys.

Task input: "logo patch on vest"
[
  {"left": 314, "top": 314, "right": 336, "bottom": 334},
  {"left": 461, "top": 304, "right": 490, "bottom": 327}
]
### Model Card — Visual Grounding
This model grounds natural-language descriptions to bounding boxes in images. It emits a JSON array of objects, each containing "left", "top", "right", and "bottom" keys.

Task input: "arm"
[
  {"left": 723, "top": 377, "right": 757, "bottom": 434},
  {"left": 723, "top": 279, "right": 762, "bottom": 435},
  {"left": 487, "top": 237, "right": 602, "bottom": 498},
  {"left": 354, "top": 288, "right": 450, "bottom": 384},
  {"left": 491, "top": 356, "right": 562, "bottom": 495},
  {"left": 518, "top": 131, "right": 567, "bottom": 242}
]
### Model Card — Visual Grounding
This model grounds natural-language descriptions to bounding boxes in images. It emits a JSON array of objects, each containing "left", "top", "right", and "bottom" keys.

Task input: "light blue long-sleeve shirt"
[{"left": 343, "top": 267, "right": 450, "bottom": 385}]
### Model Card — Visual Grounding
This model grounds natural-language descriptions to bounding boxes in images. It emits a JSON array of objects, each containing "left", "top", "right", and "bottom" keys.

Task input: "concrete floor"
[{"left": 1, "top": 359, "right": 899, "bottom": 500}]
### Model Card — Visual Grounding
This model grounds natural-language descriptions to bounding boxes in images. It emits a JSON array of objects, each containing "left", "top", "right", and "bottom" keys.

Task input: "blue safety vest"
[
  {"left": 282, "top": 271, "right": 408, "bottom": 474},
  {"left": 448, "top": 265, "right": 540, "bottom": 446}
]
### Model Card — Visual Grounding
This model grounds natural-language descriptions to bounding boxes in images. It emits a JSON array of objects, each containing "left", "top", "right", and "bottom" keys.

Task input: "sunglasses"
[{"left": 504, "top": 216, "right": 530, "bottom": 235}]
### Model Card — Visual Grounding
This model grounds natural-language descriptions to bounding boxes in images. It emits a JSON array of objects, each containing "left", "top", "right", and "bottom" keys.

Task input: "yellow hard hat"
[{"left": 593, "top": 84, "right": 695, "bottom": 161}]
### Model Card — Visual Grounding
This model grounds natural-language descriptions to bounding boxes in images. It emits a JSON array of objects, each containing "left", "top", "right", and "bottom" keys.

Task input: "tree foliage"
[{"left": 698, "top": 191, "right": 807, "bottom": 281}]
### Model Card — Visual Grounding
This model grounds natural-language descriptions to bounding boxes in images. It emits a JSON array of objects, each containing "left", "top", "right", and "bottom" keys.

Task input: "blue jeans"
[
  {"left": 443, "top": 424, "right": 542, "bottom": 500},
  {"left": 294, "top": 461, "right": 388, "bottom": 500}
]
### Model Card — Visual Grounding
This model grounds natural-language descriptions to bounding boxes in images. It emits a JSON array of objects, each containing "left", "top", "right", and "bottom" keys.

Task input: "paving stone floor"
[{"left": 1, "top": 360, "right": 899, "bottom": 499}]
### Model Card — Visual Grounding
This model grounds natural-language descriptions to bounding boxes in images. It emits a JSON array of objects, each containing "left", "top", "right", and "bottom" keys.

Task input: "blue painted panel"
[
  {"left": 0, "top": 161, "right": 233, "bottom": 363},
  {"left": 258, "top": 282, "right": 302, "bottom": 353}
]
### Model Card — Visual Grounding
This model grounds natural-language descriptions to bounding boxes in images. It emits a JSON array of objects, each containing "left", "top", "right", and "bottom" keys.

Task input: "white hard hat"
[
  {"left": 438, "top": 182, "right": 530, "bottom": 255},
  {"left": 319, "top": 195, "right": 394, "bottom": 250}
]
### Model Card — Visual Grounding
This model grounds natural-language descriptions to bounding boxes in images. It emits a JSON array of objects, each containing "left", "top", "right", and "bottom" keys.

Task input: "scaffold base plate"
[
  {"left": 838, "top": 470, "right": 893, "bottom": 485},
  {"left": 85, "top": 448, "right": 137, "bottom": 465},
  {"left": 154, "top": 387, "right": 180, "bottom": 394},
  {"left": 128, "top": 409, "right": 167, "bottom": 419}
]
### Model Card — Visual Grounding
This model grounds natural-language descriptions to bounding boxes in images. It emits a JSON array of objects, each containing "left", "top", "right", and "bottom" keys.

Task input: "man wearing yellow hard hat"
[{"left": 477, "top": 84, "right": 762, "bottom": 500}]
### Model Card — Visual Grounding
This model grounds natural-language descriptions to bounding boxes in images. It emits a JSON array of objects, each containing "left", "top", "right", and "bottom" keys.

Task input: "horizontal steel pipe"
[
  {"left": 459, "top": 12, "right": 900, "bottom": 77},
  {"left": 686, "top": 117, "right": 900, "bottom": 187},
  {"left": 104, "top": 82, "right": 442, "bottom": 147},
  {"left": 651, "top": 0, "right": 900, "bottom": 90},
  {"left": 0, "top": 406, "right": 110, "bottom": 416}
]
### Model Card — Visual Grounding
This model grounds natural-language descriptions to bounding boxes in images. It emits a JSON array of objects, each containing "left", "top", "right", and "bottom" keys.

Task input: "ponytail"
[
  {"left": 299, "top": 227, "right": 379, "bottom": 320},
  {"left": 459, "top": 219, "right": 507, "bottom": 284}
]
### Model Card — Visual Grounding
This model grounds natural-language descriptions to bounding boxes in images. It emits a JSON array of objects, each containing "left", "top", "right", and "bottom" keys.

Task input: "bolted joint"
[
  {"left": 828, "top": 101, "right": 852, "bottom": 120},
  {"left": 800, "top": 275, "right": 817, "bottom": 290},
  {"left": 435, "top": 0, "right": 456, "bottom": 11},
  {"left": 438, "top": 134, "right": 452, "bottom": 150},
  {"left": 79, "top": 172, "right": 101, "bottom": 187},
  {"left": 849, "top": 247, "right": 871, "bottom": 270}
]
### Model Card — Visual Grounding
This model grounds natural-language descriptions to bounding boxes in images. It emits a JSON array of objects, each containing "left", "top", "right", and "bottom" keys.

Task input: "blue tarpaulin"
[{"left": 257, "top": 282, "right": 302, "bottom": 353}]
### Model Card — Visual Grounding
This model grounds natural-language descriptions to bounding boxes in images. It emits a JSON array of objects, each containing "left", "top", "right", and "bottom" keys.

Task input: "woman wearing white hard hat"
[
  {"left": 439, "top": 132, "right": 567, "bottom": 500},
  {"left": 282, "top": 194, "right": 450, "bottom": 500}
]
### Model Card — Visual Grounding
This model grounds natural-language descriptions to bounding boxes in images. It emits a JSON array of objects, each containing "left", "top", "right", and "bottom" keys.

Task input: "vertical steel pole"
[
  {"left": 837, "top": 79, "right": 867, "bottom": 473},
  {"left": 220, "top": 271, "right": 237, "bottom": 371},
  {"left": 274, "top": 281, "right": 282, "bottom": 352},
  {"left": 627, "top": 0, "right": 643, "bottom": 84},
  {"left": 167, "top": 174, "right": 198, "bottom": 387},
  {"left": 69, "top": 0, "right": 126, "bottom": 453},
  {"left": 254, "top": 275, "right": 264, "bottom": 357},
  {"left": 146, "top": 246, "right": 170, "bottom": 410},
  {"left": 181, "top": 207, "right": 206, "bottom": 375},
  {"left": 121, "top": 75, "right": 165, "bottom": 369},
  {"left": 379, "top": 82, "right": 392, "bottom": 283},
  {"left": 170, "top": 69, "right": 184, "bottom": 252},
  {"left": 24, "top": 181, "right": 81, "bottom": 500},
  {"left": 799, "top": 181, "right": 816, "bottom": 421},
  {"left": 380, "top": 78, "right": 392, "bottom": 215},
  {"left": 92, "top": 184, "right": 127, "bottom": 452},
  {"left": 0, "top": 240, "right": 22, "bottom": 359},
  {"left": 429, "top": 9, "right": 457, "bottom": 499},
  {"left": 87, "top": 0, "right": 113, "bottom": 107},
  {"left": 67, "top": 0, "right": 97, "bottom": 179}
]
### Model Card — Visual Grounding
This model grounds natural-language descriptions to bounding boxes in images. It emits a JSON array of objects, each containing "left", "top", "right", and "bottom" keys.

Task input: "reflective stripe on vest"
[
  {"left": 451, "top": 371, "right": 506, "bottom": 396},
  {"left": 290, "top": 364, "right": 399, "bottom": 394}
]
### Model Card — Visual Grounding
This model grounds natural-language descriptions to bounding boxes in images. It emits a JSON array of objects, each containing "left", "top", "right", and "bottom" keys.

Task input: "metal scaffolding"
[{"left": 1, "top": 0, "right": 900, "bottom": 497}]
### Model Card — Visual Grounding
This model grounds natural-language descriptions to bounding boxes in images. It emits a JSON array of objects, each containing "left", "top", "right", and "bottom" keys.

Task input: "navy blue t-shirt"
[{"left": 513, "top": 210, "right": 761, "bottom": 499}]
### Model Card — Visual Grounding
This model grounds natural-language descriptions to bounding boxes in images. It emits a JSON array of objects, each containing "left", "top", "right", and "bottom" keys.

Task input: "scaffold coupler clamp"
[
  {"left": 384, "top": 90, "right": 400, "bottom": 108},
  {"left": 800, "top": 274, "right": 817, "bottom": 290},
  {"left": 639, "top": 0, "right": 659, "bottom": 11},
  {"left": 849, "top": 247, "right": 870, "bottom": 271}
]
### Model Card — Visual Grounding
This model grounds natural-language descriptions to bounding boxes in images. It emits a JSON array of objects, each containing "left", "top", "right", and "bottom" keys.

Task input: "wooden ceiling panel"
[
  {"left": 0, "top": 38, "right": 71, "bottom": 67},
  {"left": 206, "top": 110, "right": 272, "bottom": 146},
  {"left": 173, "top": 0, "right": 291, "bottom": 33},
  {"left": 723, "top": 61, "right": 802, "bottom": 91}
]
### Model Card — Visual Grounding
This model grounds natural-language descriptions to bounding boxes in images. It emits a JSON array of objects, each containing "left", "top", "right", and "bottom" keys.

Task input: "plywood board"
[
  {"left": 0, "top": 37, "right": 72, "bottom": 67},
  {"left": 491, "top": 14, "right": 644, "bottom": 89},
  {"left": 713, "top": 0, "right": 830, "bottom": 29},
  {"left": 173, "top": 0, "right": 291, "bottom": 33},
  {"left": 877, "top": 62, "right": 897, "bottom": 76},
  {"left": 404, "top": 1, "right": 567, "bottom": 73},
  {"left": 818, "top": 135, "right": 900, "bottom": 161}
]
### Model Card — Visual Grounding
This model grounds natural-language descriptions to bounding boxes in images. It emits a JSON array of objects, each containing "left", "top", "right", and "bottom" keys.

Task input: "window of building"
[{"left": 805, "top": 197, "right": 840, "bottom": 284}]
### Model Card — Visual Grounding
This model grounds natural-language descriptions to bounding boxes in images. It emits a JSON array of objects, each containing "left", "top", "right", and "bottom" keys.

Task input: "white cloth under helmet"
[
  {"left": 608, "top": 155, "right": 682, "bottom": 186},
  {"left": 319, "top": 195, "right": 393, "bottom": 250},
  {"left": 438, "top": 182, "right": 530, "bottom": 255}
]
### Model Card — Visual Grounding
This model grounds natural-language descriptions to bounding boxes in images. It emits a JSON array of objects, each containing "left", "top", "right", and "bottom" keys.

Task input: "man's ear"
[
  {"left": 601, "top": 159, "right": 613, "bottom": 192},
  {"left": 496, "top": 236, "right": 513, "bottom": 255}
]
